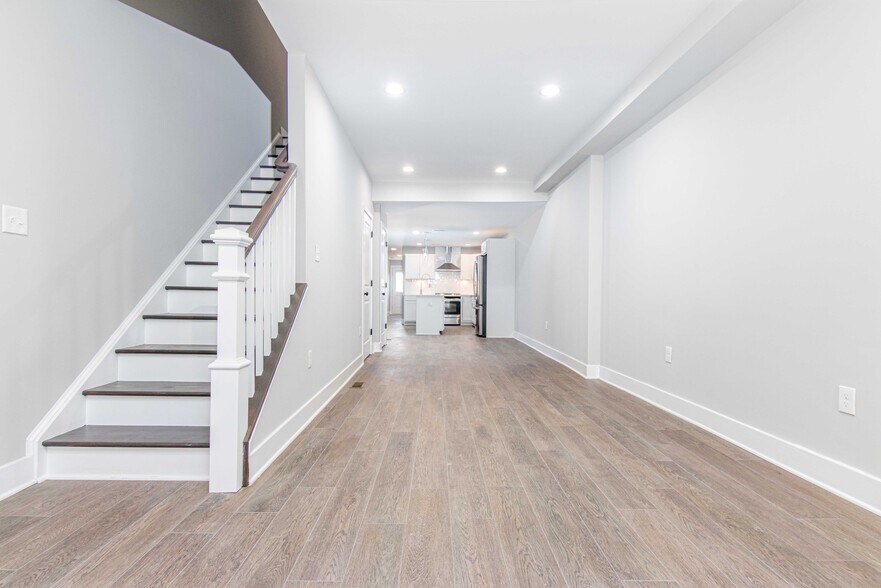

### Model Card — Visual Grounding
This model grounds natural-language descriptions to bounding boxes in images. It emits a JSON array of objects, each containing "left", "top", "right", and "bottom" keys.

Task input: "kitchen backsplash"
[{"left": 405, "top": 277, "right": 474, "bottom": 295}]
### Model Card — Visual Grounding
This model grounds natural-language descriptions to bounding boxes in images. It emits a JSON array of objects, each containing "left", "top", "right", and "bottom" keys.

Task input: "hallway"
[{"left": 2, "top": 324, "right": 881, "bottom": 587}]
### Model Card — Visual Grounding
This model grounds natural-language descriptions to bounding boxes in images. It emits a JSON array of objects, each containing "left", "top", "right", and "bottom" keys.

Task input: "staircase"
[{"left": 42, "top": 135, "right": 297, "bottom": 486}]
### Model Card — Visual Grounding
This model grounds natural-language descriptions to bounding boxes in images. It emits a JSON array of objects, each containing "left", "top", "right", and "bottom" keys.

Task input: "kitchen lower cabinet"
[{"left": 403, "top": 295, "right": 417, "bottom": 324}]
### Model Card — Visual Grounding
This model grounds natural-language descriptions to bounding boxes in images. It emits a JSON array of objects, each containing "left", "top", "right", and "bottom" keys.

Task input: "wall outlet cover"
[
  {"left": 314, "top": 244, "right": 321, "bottom": 262},
  {"left": 2, "top": 204, "right": 28, "bottom": 236},
  {"left": 838, "top": 386, "right": 856, "bottom": 416},
  {"left": 665, "top": 346, "right": 673, "bottom": 364}
]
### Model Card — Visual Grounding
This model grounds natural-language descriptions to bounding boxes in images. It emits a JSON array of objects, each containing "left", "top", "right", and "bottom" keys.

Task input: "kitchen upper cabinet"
[
  {"left": 404, "top": 254, "right": 421, "bottom": 279},
  {"left": 460, "top": 253, "right": 477, "bottom": 280},
  {"left": 420, "top": 254, "right": 436, "bottom": 277}
]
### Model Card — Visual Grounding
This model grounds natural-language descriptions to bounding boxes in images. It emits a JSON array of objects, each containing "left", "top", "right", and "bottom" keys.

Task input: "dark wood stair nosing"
[
  {"left": 229, "top": 204, "right": 262, "bottom": 209},
  {"left": 142, "top": 313, "right": 217, "bottom": 321},
  {"left": 166, "top": 285, "right": 217, "bottom": 291},
  {"left": 42, "top": 425, "right": 209, "bottom": 449},
  {"left": 185, "top": 260, "right": 217, "bottom": 266},
  {"left": 83, "top": 381, "right": 210, "bottom": 398},
  {"left": 115, "top": 344, "right": 216, "bottom": 355},
  {"left": 216, "top": 220, "right": 250, "bottom": 226}
]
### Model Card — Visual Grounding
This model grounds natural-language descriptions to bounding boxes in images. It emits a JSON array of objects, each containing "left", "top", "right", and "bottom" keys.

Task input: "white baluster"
[
  {"left": 263, "top": 218, "right": 273, "bottom": 352},
  {"left": 208, "top": 227, "right": 252, "bottom": 493},
  {"left": 245, "top": 248, "right": 255, "bottom": 397},
  {"left": 254, "top": 235, "right": 264, "bottom": 376}
]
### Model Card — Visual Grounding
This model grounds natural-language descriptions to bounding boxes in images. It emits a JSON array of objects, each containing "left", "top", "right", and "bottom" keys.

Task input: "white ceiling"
[
  {"left": 381, "top": 201, "right": 544, "bottom": 248},
  {"left": 261, "top": 0, "right": 713, "bottom": 184}
]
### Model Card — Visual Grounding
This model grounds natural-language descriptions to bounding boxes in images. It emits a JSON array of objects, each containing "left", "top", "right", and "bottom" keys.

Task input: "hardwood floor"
[{"left": 3, "top": 320, "right": 881, "bottom": 587}]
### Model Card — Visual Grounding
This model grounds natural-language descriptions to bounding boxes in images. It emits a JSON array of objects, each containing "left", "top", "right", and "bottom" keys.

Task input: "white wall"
[
  {"left": 248, "top": 61, "right": 372, "bottom": 477},
  {"left": 0, "top": 0, "right": 268, "bottom": 480},
  {"left": 603, "top": 0, "right": 881, "bottom": 506},
  {"left": 514, "top": 162, "right": 592, "bottom": 373}
]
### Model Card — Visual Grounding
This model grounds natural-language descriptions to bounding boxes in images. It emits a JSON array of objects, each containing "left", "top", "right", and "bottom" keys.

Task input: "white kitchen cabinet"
[
  {"left": 461, "top": 295, "right": 475, "bottom": 325},
  {"left": 420, "top": 254, "right": 436, "bottom": 277},
  {"left": 403, "top": 295, "right": 417, "bottom": 324},
  {"left": 404, "top": 254, "right": 421, "bottom": 280},
  {"left": 460, "top": 253, "right": 477, "bottom": 280}
]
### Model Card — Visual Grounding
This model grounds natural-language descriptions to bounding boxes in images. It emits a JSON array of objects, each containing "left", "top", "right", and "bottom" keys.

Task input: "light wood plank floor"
[{"left": 3, "top": 320, "right": 881, "bottom": 587}]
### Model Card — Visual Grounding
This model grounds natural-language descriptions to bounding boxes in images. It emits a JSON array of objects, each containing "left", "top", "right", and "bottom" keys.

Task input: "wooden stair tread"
[
  {"left": 43, "top": 425, "right": 209, "bottom": 448},
  {"left": 250, "top": 176, "right": 281, "bottom": 181},
  {"left": 216, "top": 220, "right": 250, "bottom": 225},
  {"left": 240, "top": 189, "right": 273, "bottom": 194},
  {"left": 166, "top": 285, "right": 217, "bottom": 291},
  {"left": 229, "top": 204, "right": 262, "bottom": 209},
  {"left": 83, "top": 381, "right": 210, "bottom": 397},
  {"left": 184, "top": 260, "right": 217, "bottom": 266},
  {"left": 201, "top": 239, "right": 214, "bottom": 244},
  {"left": 115, "top": 344, "right": 216, "bottom": 355},
  {"left": 142, "top": 313, "right": 217, "bottom": 321}
]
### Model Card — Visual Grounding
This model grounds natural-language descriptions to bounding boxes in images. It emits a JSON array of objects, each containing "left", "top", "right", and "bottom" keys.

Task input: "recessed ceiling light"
[
  {"left": 411, "top": 230, "right": 419, "bottom": 235},
  {"left": 540, "top": 84, "right": 560, "bottom": 98},
  {"left": 390, "top": 247, "right": 397, "bottom": 251},
  {"left": 465, "top": 243, "right": 471, "bottom": 246},
  {"left": 402, "top": 165, "right": 414, "bottom": 174},
  {"left": 417, "top": 242, "right": 423, "bottom": 246},
  {"left": 495, "top": 166, "right": 507, "bottom": 175},
  {"left": 385, "top": 83, "right": 405, "bottom": 97},
  {"left": 473, "top": 231, "right": 480, "bottom": 235}
]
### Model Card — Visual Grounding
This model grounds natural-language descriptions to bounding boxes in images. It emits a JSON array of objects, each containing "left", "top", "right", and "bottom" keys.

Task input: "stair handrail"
[{"left": 246, "top": 146, "right": 297, "bottom": 254}]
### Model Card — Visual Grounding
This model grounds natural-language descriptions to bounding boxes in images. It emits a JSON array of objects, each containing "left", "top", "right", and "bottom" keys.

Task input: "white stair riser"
[
  {"left": 228, "top": 207, "right": 259, "bottom": 223},
  {"left": 145, "top": 319, "right": 217, "bottom": 345},
  {"left": 167, "top": 289, "right": 217, "bottom": 313},
  {"left": 200, "top": 242, "right": 218, "bottom": 262},
  {"left": 254, "top": 166, "right": 279, "bottom": 179},
  {"left": 86, "top": 396, "right": 209, "bottom": 426},
  {"left": 250, "top": 178, "right": 278, "bottom": 190},
  {"left": 45, "top": 447, "right": 208, "bottom": 480},
  {"left": 240, "top": 193, "right": 266, "bottom": 206},
  {"left": 186, "top": 264, "right": 217, "bottom": 286},
  {"left": 118, "top": 353, "right": 213, "bottom": 381},
  {"left": 265, "top": 155, "right": 277, "bottom": 166}
]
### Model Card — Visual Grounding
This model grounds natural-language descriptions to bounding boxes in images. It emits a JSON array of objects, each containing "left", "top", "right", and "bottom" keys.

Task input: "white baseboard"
[
  {"left": 513, "top": 331, "right": 599, "bottom": 380},
  {"left": 247, "top": 355, "right": 364, "bottom": 484},
  {"left": 599, "top": 367, "right": 881, "bottom": 517},
  {"left": 0, "top": 456, "right": 36, "bottom": 502}
]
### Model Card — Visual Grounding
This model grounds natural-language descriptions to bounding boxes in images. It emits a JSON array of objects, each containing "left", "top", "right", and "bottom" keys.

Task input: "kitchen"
[{"left": 398, "top": 239, "right": 514, "bottom": 337}]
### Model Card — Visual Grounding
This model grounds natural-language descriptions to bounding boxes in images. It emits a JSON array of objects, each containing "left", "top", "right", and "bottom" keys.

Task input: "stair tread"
[
  {"left": 115, "top": 344, "right": 216, "bottom": 355},
  {"left": 83, "top": 381, "right": 210, "bottom": 397},
  {"left": 201, "top": 239, "right": 214, "bottom": 244},
  {"left": 241, "top": 189, "right": 273, "bottom": 194},
  {"left": 229, "top": 204, "right": 262, "bottom": 209},
  {"left": 184, "top": 260, "right": 217, "bottom": 266},
  {"left": 166, "top": 285, "right": 217, "bottom": 291},
  {"left": 142, "top": 313, "right": 217, "bottom": 321},
  {"left": 250, "top": 176, "right": 281, "bottom": 181},
  {"left": 216, "top": 220, "right": 250, "bottom": 225},
  {"left": 43, "top": 425, "right": 209, "bottom": 448}
]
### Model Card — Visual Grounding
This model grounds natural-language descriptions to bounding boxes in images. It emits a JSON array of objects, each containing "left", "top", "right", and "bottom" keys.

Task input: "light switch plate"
[
  {"left": 2, "top": 205, "right": 28, "bottom": 236},
  {"left": 665, "top": 346, "right": 673, "bottom": 364},
  {"left": 314, "top": 244, "right": 321, "bottom": 262},
  {"left": 838, "top": 386, "right": 856, "bottom": 416}
]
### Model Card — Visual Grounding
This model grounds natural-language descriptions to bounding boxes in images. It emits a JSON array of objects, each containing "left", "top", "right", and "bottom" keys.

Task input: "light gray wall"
[
  {"left": 603, "top": 0, "right": 881, "bottom": 478},
  {"left": 249, "top": 61, "right": 372, "bottom": 473},
  {"left": 0, "top": 0, "right": 269, "bottom": 466},
  {"left": 514, "top": 163, "right": 591, "bottom": 363},
  {"left": 120, "top": 0, "right": 288, "bottom": 138}
]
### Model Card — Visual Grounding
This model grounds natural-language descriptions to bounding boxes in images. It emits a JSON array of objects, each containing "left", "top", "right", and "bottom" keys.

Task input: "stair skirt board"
[
  {"left": 45, "top": 446, "right": 209, "bottom": 481},
  {"left": 26, "top": 133, "right": 284, "bottom": 489},
  {"left": 86, "top": 396, "right": 209, "bottom": 427}
]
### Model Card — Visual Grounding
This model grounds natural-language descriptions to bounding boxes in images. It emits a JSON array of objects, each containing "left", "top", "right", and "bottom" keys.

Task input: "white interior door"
[
  {"left": 362, "top": 211, "right": 373, "bottom": 360},
  {"left": 391, "top": 267, "right": 403, "bottom": 314},
  {"left": 380, "top": 225, "right": 389, "bottom": 348}
]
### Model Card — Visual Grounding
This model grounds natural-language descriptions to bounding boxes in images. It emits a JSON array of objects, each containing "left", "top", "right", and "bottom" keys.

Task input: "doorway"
[{"left": 362, "top": 211, "right": 373, "bottom": 360}]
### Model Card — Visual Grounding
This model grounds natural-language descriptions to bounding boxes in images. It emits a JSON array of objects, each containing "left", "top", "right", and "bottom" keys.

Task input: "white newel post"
[{"left": 208, "top": 227, "right": 253, "bottom": 492}]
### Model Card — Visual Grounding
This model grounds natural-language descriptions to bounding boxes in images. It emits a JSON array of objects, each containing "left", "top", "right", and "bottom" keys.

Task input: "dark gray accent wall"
[{"left": 120, "top": 0, "right": 287, "bottom": 138}]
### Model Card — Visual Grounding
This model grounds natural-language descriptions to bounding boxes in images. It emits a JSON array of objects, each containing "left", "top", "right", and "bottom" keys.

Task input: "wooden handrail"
[{"left": 245, "top": 145, "right": 297, "bottom": 255}]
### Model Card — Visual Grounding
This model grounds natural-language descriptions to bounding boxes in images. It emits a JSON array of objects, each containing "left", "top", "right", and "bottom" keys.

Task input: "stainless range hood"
[{"left": 435, "top": 246, "right": 461, "bottom": 271}]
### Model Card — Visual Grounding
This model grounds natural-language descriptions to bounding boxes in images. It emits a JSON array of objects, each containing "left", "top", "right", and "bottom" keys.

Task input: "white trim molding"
[
  {"left": 513, "top": 331, "right": 599, "bottom": 380},
  {"left": 0, "top": 456, "right": 36, "bottom": 502},
  {"left": 599, "top": 367, "right": 881, "bottom": 517},
  {"left": 247, "top": 355, "right": 364, "bottom": 485}
]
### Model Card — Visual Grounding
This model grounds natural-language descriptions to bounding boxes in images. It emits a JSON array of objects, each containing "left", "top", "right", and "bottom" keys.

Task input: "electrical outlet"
[
  {"left": 665, "top": 346, "right": 673, "bottom": 364},
  {"left": 2, "top": 205, "right": 28, "bottom": 236},
  {"left": 314, "top": 244, "right": 321, "bottom": 262},
  {"left": 545, "top": 320, "right": 549, "bottom": 330},
  {"left": 307, "top": 349, "right": 313, "bottom": 369},
  {"left": 838, "top": 386, "right": 856, "bottom": 416}
]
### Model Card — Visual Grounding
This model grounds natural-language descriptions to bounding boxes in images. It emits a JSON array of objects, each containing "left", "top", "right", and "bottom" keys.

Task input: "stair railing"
[{"left": 208, "top": 140, "right": 297, "bottom": 492}]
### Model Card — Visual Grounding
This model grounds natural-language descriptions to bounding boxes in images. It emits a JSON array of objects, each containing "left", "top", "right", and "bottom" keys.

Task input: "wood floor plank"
[
  {"left": 517, "top": 462, "right": 620, "bottom": 586},
  {"left": 451, "top": 515, "right": 511, "bottom": 588},
  {"left": 288, "top": 450, "right": 383, "bottom": 583},
  {"left": 365, "top": 431, "right": 416, "bottom": 523},
  {"left": 2, "top": 482, "right": 180, "bottom": 587},
  {"left": 400, "top": 489, "right": 453, "bottom": 588},
  {"left": 491, "top": 407, "right": 542, "bottom": 466},
  {"left": 0, "top": 481, "right": 99, "bottom": 518},
  {"left": 300, "top": 417, "right": 370, "bottom": 487},
  {"left": 343, "top": 523, "right": 404, "bottom": 587},
  {"left": 170, "top": 512, "right": 274, "bottom": 587},
  {"left": 509, "top": 401, "right": 565, "bottom": 452},
  {"left": 446, "top": 428, "right": 492, "bottom": 521},
  {"left": 313, "top": 388, "right": 365, "bottom": 429},
  {"left": 392, "top": 390, "right": 424, "bottom": 432},
  {"left": 55, "top": 482, "right": 208, "bottom": 588},
  {"left": 487, "top": 486, "right": 567, "bottom": 588},
  {"left": 240, "top": 427, "right": 336, "bottom": 512},
  {"left": 359, "top": 398, "right": 401, "bottom": 451},
  {"left": 412, "top": 391, "right": 448, "bottom": 489},
  {"left": 115, "top": 532, "right": 210, "bottom": 588}
]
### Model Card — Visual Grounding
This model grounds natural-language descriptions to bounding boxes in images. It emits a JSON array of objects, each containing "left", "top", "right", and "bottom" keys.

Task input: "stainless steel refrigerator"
[{"left": 473, "top": 254, "right": 487, "bottom": 337}]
